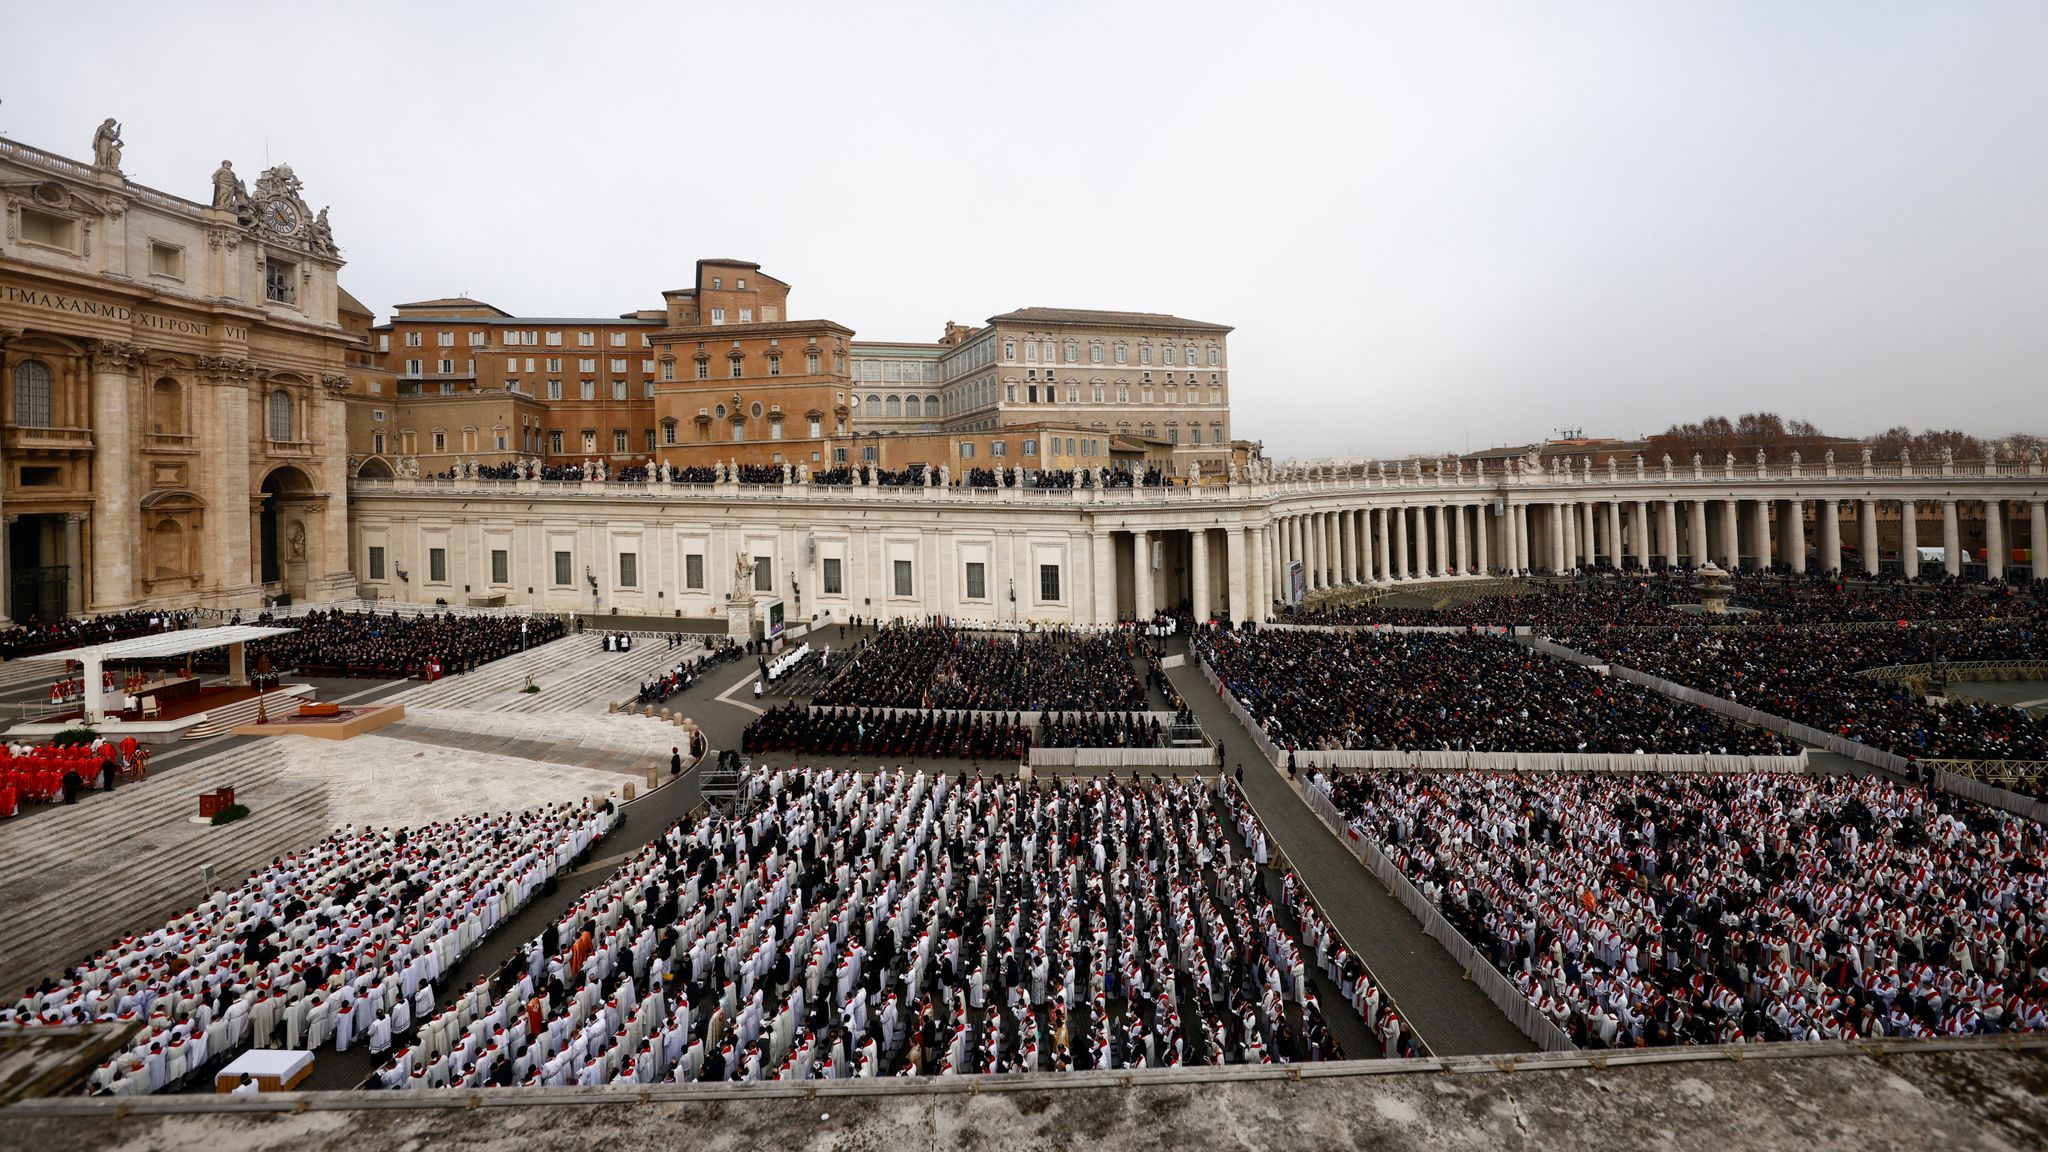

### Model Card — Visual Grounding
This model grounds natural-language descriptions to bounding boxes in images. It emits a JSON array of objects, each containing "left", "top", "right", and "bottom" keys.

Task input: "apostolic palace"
[{"left": 2, "top": 120, "right": 2046, "bottom": 1150}]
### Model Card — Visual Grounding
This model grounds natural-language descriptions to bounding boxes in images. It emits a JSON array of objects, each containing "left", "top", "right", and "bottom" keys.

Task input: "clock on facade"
[{"left": 262, "top": 200, "right": 301, "bottom": 234}]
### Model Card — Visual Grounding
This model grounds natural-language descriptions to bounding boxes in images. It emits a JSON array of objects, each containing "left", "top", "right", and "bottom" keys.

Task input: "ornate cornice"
[
  {"left": 320, "top": 373, "right": 352, "bottom": 394},
  {"left": 197, "top": 355, "right": 257, "bottom": 383}
]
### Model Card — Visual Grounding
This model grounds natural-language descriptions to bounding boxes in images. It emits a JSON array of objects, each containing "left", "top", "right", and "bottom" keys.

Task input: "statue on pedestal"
[
  {"left": 1861, "top": 447, "right": 1873, "bottom": 467},
  {"left": 92, "top": 119, "right": 123, "bottom": 171},
  {"left": 1941, "top": 446, "right": 1954, "bottom": 467}
]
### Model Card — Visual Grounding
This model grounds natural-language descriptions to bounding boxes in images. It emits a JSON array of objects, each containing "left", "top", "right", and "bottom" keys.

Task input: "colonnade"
[{"left": 1258, "top": 495, "right": 2048, "bottom": 593}]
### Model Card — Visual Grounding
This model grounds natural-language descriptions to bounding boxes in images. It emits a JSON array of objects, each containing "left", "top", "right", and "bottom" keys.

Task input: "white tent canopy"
[{"left": 24, "top": 625, "right": 296, "bottom": 724}]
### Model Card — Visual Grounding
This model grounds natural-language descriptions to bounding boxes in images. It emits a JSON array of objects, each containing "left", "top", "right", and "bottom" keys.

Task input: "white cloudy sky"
[{"left": 8, "top": 1, "right": 2044, "bottom": 456}]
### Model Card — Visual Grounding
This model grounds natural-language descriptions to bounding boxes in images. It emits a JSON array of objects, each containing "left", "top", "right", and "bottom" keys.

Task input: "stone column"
[
  {"left": 1358, "top": 509, "right": 1376, "bottom": 583},
  {"left": 1580, "top": 502, "right": 1597, "bottom": 569},
  {"left": 88, "top": 341, "right": 145, "bottom": 610},
  {"left": 1659, "top": 500, "right": 1678, "bottom": 568},
  {"left": 1474, "top": 504, "right": 1490, "bottom": 574},
  {"left": 1754, "top": 500, "right": 1773, "bottom": 571},
  {"left": 1900, "top": 501, "right": 1919, "bottom": 578},
  {"left": 1627, "top": 500, "right": 1647, "bottom": 569},
  {"left": 1688, "top": 500, "right": 1708, "bottom": 569},
  {"left": 1539, "top": 503, "right": 1558, "bottom": 574},
  {"left": 1093, "top": 530, "right": 1115, "bottom": 625},
  {"left": 1453, "top": 504, "right": 1470, "bottom": 575},
  {"left": 1413, "top": 507, "right": 1431, "bottom": 577},
  {"left": 1324, "top": 512, "right": 1339, "bottom": 586},
  {"left": 63, "top": 514, "right": 86, "bottom": 614},
  {"left": 1374, "top": 509, "right": 1390, "bottom": 582},
  {"left": 0, "top": 514, "right": 11, "bottom": 627},
  {"left": 1985, "top": 500, "right": 2005, "bottom": 580},
  {"left": 1314, "top": 513, "right": 1330, "bottom": 590},
  {"left": 1336, "top": 510, "right": 1353, "bottom": 584},
  {"left": 1269, "top": 522, "right": 1283, "bottom": 601},
  {"left": 1392, "top": 506, "right": 1409, "bottom": 579},
  {"left": 1226, "top": 524, "right": 1247, "bottom": 622},
  {"left": 1818, "top": 500, "right": 1841, "bottom": 573},
  {"left": 1719, "top": 499, "right": 1739, "bottom": 568},
  {"left": 1786, "top": 499, "right": 1808, "bottom": 573},
  {"left": 1189, "top": 527, "right": 1211, "bottom": 621},
  {"left": 1606, "top": 502, "right": 1624, "bottom": 569},
  {"left": 1860, "top": 499, "right": 1880, "bottom": 576},
  {"left": 1515, "top": 503, "right": 1532, "bottom": 574},
  {"left": 1941, "top": 500, "right": 1961, "bottom": 577},
  {"left": 2032, "top": 502, "right": 2047, "bottom": 582},
  {"left": 1132, "top": 529, "right": 1153, "bottom": 620}
]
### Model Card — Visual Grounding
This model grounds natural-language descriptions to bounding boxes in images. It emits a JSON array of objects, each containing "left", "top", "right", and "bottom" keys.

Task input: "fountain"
[{"left": 1689, "top": 562, "right": 1734, "bottom": 615}]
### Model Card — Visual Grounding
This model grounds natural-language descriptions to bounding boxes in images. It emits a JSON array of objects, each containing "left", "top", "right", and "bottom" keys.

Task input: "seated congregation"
[
  {"left": 1197, "top": 628, "right": 1794, "bottom": 756},
  {"left": 812, "top": 626, "right": 1148, "bottom": 713},
  {"left": 1322, "top": 770, "right": 2048, "bottom": 1047},
  {"left": 4, "top": 799, "right": 617, "bottom": 1095},
  {"left": 369, "top": 769, "right": 1392, "bottom": 1090}
]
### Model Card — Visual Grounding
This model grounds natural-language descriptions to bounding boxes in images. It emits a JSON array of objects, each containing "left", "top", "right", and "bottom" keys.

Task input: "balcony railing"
[{"left": 3, "top": 424, "right": 94, "bottom": 452}]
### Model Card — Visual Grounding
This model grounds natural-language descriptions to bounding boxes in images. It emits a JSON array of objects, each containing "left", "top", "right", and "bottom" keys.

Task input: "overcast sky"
[{"left": 9, "top": 1, "right": 2044, "bottom": 456}]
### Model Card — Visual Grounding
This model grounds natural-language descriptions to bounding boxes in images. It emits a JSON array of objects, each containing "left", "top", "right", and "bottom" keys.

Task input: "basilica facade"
[{"left": 0, "top": 125, "right": 355, "bottom": 620}]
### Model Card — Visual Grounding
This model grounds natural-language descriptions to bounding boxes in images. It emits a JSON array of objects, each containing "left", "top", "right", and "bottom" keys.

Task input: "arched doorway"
[{"left": 259, "top": 465, "right": 315, "bottom": 601}]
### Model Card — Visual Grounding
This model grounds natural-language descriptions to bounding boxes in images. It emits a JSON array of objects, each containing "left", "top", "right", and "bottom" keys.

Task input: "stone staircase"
[
  {"left": 394, "top": 636, "right": 697, "bottom": 715},
  {"left": 0, "top": 745, "right": 335, "bottom": 992},
  {"left": 182, "top": 684, "right": 316, "bottom": 739}
]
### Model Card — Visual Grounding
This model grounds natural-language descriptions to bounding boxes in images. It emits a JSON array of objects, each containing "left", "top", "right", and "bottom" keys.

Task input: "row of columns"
[{"left": 1260, "top": 496, "right": 2048, "bottom": 592}]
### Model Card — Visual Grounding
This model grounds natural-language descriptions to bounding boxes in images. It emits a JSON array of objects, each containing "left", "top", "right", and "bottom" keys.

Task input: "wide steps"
[
  {"left": 0, "top": 763, "right": 335, "bottom": 991},
  {"left": 0, "top": 749, "right": 286, "bottom": 884}
]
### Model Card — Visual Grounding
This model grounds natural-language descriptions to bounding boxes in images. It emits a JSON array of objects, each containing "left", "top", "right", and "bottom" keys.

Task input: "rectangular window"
[
  {"left": 893, "top": 559, "right": 914, "bottom": 597},
  {"left": 610, "top": 332, "right": 626, "bottom": 347},
  {"left": 553, "top": 550, "right": 572, "bottom": 586},
  {"left": 644, "top": 428, "right": 656, "bottom": 451},
  {"left": 437, "top": 359, "right": 454, "bottom": 374},
  {"left": 738, "top": 308, "right": 753, "bottom": 323},
  {"left": 1039, "top": 564, "right": 1060, "bottom": 602},
  {"left": 685, "top": 553, "right": 704, "bottom": 589},
  {"left": 547, "top": 380, "right": 563, "bottom": 400},
  {"left": 611, "top": 380, "right": 627, "bottom": 401},
  {"left": 710, "top": 308, "right": 726, "bottom": 325},
  {"left": 264, "top": 259, "right": 297, "bottom": 303},
  {"left": 965, "top": 561, "right": 986, "bottom": 600},
  {"left": 662, "top": 422, "right": 677, "bottom": 445},
  {"left": 580, "top": 380, "right": 595, "bottom": 401},
  {"left": 578, "top": 358, "right": 596, "bottom": 373},
  {"left": 578, "top": 332, "right": 595, "bottom": 347},
  {"left": 546, "top": 358, "right": 562, "bottom": 372},
  {"left": 610, "top": 358, "right": 627, "bottom": 373},
  {"left": 549, "top": 430, "right": 564, "bottom": 453},
  {"left": 406, "top": 331, "right": 423, "bottom": 348},
  {"left": 618, "top": 552, "right": 638, "bottom": 588},
  {"left": 367, "top": 546, "right": 386, "bottom": 580},
  {"left": 613, "top": 429, "right": 628, "bottom": 452},
  {"left": 428, "top": 547, "right": 447, "bottom": 583},
  {"left": 660, "top": 361, "right": 675, "bottom": 382},
  {"left": 754, "top": 557, "right": 773, "bottom": 592},
  {"left": 641, "top": 359, "right": 655, "bottom": 374},
  {"left": 545, "top": 331, "right": 562, "bottom": 347},
  {"left": 490, "top": 549, "right": 509, "bottom": 584},
  {"left": 822, "top": 557, "right": 843, "bottom": 595},
  {"left": 148, "top": 241, "right": 182, "bottom": 279},
  {"left": 808, "top": 416, "right": 822, "bottom": 438}
]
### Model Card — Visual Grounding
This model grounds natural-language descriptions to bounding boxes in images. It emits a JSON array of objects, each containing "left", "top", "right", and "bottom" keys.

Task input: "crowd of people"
[
  {"left": 0, "top": 610, "right": 203, "bottom": 661},
  {"left": 1196, "top": 628, "right": 1795, "bottom": 755},
  {"left": 0, "top": 735, "right": 149, "bottom": 816},
  {"left": 6, "top": 799, "right": 617, "bottom": 1095},
  {"left": 812, "top": 626, "right": 1149, "bottom": 713},
  {"left": 1552, "top": 619, "right": 2048, "bottom": 763},
  {"left": 225, "top": 610, "right": 566, "bottom": 680},
  {"left": 1322, "top": 770, "right": 2048, "bottom": 1047},
  {"left": 1037, "top": 712, "right": 1165, "bottom": 749},
  {"left": 743, "top": 706, "right": 1033, "bottom": 761},
  {"left": 635, "top": 640, "right": 742, "bottom": 707},
  {"left": 368, "top": 769, "right": 1385, "bottom": 1090},
  {"left": 1287, "top": 572, "right": 2042, "bottom": 631}
]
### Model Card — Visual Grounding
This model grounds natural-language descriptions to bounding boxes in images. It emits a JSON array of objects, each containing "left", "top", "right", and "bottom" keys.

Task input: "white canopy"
[{"left": 18, "top": 624, "right": 296, "bottom": 666}]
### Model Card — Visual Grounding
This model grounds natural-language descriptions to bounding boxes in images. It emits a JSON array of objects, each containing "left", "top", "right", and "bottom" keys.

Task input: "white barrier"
[{"left": 1029, "top": 746, "right": 1218, "bottom": 768}]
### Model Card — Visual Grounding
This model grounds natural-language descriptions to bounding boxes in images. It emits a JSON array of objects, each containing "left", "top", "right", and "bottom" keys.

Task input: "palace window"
[
  {"left": 12, "top": 361, "right": 53, "bottom": 428},
  {"left": 822, "top": 557, "right": 843, "bottom": 595},
  {"left": 754, "top": 557, "right": 774, "bottom": 592},
  {"left": 1039, "top": 564, "right": 1060, "bottom": 602},
  {"left": 267, "top": 389, "right": 293, "bottom": 442},
  {"left": 265, "top": 259, "right": 296, "bottom": 304},
  {"left": 554, "top": 550, "right": 573, "bottom": 586},
  {"left": 580, "top": 381, "right": 596, "bottom": 401},
  {"left": 729, "top": 355, "right": 744, "bottom": 379},
  {"left": 685, "top": 554, "right": 704, "bottom": 589},
  {"left": 618, "top": 552, "right": 638, "bottom": 588},
  {"left": 964, "top": 562, "right": 986, "bottom": 600},
  {"left": 428, "top": 548, "right": 447, "bottom": 583},
  {"left": 893, "top": 559, "right": 914, "bottom": 597},
  {"left": 491, "top": 549, "right": 510, "bottom": 584},
  {"left": 148, "top": 241, "right": 183, "bottom": 279}
]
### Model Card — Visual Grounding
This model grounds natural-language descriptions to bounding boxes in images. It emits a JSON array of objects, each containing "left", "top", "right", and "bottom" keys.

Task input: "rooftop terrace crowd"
[
  {"left": 1196, "top": 628, "right": 1794, "bottom": 756},
  {"left": 370, "top": 769, "right": 1377, "bottom": 1090},
  {"left": 1323, "top": 770, "right": 2048, "bottom": 1048},
  {"left": 812, "top": 626, "right": 1149, "bottom": 713}
]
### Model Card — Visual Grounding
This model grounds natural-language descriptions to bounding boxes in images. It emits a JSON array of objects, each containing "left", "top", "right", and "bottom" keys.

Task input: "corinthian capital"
[
  {"left": 321, "top": 373, "right": 353, "bottom": 393},
  {"left": 88, "top": 340, "right": 149, "bottom": 372}
]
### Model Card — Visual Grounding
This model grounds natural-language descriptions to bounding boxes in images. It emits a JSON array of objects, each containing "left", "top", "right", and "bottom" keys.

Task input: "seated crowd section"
[
  {"left": 231, "top": 610, "right": 568, "bottom": 680},
  {"left": 811, "top": 626, "right": 1149, "bottom": 713},
  {"left": 1196, "top": 628, "right": 1795, "bottom": 755},
  {"left": 0, "top": 610, "right": 204, "bottom": 661},
  {"left": 4, "top": 799, "right": 616, "bottom": 1096},
  {"left": 743, "top": 706, "right": 1033, "bottom": 760},
  {"left": 1321, "top": 770, "right": 2048, "bottom": 1047},
  {"left": 370, "top": 769, "right": 1391, "bottom": 1089}
]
